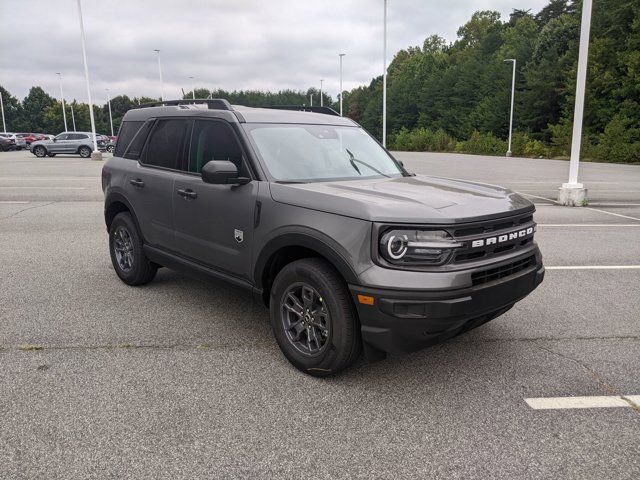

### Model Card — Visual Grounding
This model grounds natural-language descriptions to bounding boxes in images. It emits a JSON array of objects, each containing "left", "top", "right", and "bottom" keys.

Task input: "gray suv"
[
  {"left": 102, "top": 99, "right": 544, "bottom": 376},
  {"left": 30, "top": 131, "right": 106, "bottom": 158}
]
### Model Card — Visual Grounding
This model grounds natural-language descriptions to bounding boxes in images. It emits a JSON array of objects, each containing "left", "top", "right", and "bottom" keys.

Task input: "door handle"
[
  {"left": 129, "top": 178, "right": 145, "bottom": 188},
  {"left": 177, "top": 188, "right": 198, "bottom": 200}
]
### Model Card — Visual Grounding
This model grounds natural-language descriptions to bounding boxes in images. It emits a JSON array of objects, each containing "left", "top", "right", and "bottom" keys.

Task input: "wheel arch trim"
[{"left": 253, "top": 230, "right": 359, "bottom": 290}]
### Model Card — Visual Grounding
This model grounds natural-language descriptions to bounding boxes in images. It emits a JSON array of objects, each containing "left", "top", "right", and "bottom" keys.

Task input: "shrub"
[
  {"left": 456, "top": 131, "right": 508, "bottom": 156},
  {"left": 594, "top": 115, "right": 640, "bottom": 164}
]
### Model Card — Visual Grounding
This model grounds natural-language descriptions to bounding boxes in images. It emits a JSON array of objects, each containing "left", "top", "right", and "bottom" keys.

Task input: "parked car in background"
[
  {"left": 105, "top": 140, "right": 115, "bottom": 153},
  {"left": 0, "top": 133, "right": 26, "bottom": 150},
  {"left": 19, "top": 133, "right": 41, "bottom": 145},
  {"left": 0, "top": 135, "right": 16, "bottom": 151},
  {"left": 30, "top": 131, "right": 107, "bottom": 158}
]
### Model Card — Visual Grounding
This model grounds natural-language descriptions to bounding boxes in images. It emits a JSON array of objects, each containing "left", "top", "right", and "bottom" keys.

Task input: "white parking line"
[
  {"left": 538, "top": 224, "right": 640, "bottom": 227},
  {"left": 546, "top": 266, "right": 640, "bottom": 270},
  {"left": 1, "top": 186, "right": 86, "bottom": 190},
  {"left": 585, "top": 207, "right": 640, "bottom": 222},
  {"left": 525, "top": 396, "right": 639, "bottom": 410},
  {"left": 0, "top": 201, "right": 30, "bottom": 204}
]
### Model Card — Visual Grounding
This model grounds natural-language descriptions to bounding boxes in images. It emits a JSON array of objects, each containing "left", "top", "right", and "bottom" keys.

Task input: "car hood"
[{"left": 269, "top": 175, "right": 534, "bottom": 224}]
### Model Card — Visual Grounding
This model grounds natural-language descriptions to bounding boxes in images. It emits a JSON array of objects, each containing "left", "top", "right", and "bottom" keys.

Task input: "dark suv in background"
[{"left": 102, "top": 99, "right": 544, "bottom": 376}]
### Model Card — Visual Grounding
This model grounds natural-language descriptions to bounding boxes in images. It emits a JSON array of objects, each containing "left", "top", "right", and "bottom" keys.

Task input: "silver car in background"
[
  {"left": 29, "top": 132, "right": 107, "bottom": 158},
  {"left": 0, "top": 133, "right": 27, "bottom": 150}
]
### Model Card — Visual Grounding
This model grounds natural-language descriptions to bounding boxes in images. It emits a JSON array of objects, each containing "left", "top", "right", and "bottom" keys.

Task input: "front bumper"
[{"left": 349, "top": 252, "right": 544, "bottom": 358}]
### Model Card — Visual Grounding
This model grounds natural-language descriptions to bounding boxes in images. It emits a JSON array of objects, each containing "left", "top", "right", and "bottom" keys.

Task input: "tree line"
[
  {"left": 1, "top": 0, "right": 638, "bottom": 163},
  {"left": 341, "top": 0, "right": 640, "bottom": 163}
]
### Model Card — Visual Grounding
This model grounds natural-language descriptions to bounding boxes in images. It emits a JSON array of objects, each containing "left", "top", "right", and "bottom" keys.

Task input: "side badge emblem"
[{"left": 234, "top": 229, "right": 244, "bottom": 243}]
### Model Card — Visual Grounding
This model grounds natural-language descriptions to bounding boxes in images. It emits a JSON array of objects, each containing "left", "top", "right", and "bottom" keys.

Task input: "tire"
[
  {"left": 79, "top": 146, "right": 91, "bottom": 158},
  {"left": 107, "top": 145, "right": 114, "bottom": 153},
  {"left": 33, "top": 146, "right": 47, "bottom": 157},
  {"left": 108, "top": 212, "right": 157, "bottom": 286},
  {"left": 270, "top": 258, "right": 361, "bottom": 376},
  {"left": 47, "top": 153, "right": 56, "bottom": 157}
]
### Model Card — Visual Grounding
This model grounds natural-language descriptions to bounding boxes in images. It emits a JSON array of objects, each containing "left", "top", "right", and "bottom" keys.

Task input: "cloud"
[{"left": 0, "top": 0, "right": 548, "bottom": 103}]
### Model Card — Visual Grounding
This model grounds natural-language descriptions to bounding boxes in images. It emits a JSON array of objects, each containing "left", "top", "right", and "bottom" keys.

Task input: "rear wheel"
[
  {"left": 33, "top": 146, "right": 46, "bottom": 157},
  {"left": 270, "top": 258, "right": 361, "bottom": 376},
  {"left": 109, "top": 212, "right": 157, "bottom": 286},
  {"left": 106, "top": 144, "right": 114, "bottom": 153},
  {"left": 47, "top": 153, "right": 56, "bottom": 157},
  {"left": 79, "top": 146, "right": 91, "bottom": 158}
]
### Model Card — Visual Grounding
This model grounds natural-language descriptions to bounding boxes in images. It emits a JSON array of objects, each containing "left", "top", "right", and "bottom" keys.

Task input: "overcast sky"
[{"left": 1, "top": 0, "right": 548, "bottom": 104}]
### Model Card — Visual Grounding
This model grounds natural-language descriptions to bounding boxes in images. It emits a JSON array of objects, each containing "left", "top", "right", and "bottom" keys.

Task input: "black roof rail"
[
  {"left": 136, "top": 99, "right": 233, "bottom": 110},
  {"left": 263, "top": 105, "right": 340, "bottom": 116}
]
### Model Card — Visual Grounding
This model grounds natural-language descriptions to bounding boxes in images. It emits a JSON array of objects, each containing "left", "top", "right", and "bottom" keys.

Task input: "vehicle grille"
[
  {"left": 471, "top": 255, "right": 535, "bottom": 286},
  {"left": 451, "top": 212, "right": 535, "bottom": 264}
]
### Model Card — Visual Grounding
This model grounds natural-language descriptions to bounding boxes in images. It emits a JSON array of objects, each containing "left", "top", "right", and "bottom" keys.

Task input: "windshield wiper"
[{"left": 345, "top": 149, "right": 390, "bottom": 178}]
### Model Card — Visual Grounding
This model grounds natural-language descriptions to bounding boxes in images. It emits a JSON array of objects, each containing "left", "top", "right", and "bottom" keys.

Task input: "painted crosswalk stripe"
[{"left": 525, "top": 396, "right": 639, "bottom": 410}]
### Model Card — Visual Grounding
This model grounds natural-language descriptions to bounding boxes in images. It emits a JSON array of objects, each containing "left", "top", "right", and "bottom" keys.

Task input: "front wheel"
[
  {"left": 109, "top": 212, "right": 157, "bottom": 286},
  {"left": 79, "top": 146, "right": 92, "bottom": 158},
  {"left": 33, "top": 146, "right": 47, "bottom": 157},
  {"left": 106, "top": 144, "right": 114, "bottom": 153},
  {"left": 270, "top": 258, "right": 361, "bottom": 376},
  {"left": 47, "top": 153, "right": 56, "bottom": 157}
]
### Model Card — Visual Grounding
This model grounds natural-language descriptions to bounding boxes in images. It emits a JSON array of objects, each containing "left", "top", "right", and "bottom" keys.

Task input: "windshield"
[{"left": 243, "top": 124, "right": 405, "bottom": 182}]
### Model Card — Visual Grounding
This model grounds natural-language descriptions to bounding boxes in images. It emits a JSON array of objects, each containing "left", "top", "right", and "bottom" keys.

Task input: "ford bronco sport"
[{"left": 102, "top": 99, "right": 544, "bottom": 376}]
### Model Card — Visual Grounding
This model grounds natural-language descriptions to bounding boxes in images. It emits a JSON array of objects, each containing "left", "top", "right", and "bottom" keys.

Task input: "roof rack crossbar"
[
  {"left": 137, "top": 99, "right": 233, "bottom": 110},
  {"left": 262, "top": 105, "right": 340, "bottom": 116}
]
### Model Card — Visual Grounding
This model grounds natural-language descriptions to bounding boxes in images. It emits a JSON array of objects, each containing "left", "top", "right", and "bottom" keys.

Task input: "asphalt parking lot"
[{"left": 1, "top": 149, "right": 639, "bottom": 479}]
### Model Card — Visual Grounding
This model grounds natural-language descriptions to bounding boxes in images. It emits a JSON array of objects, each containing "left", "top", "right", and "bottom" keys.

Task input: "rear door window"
[{"left": 142, "top": 119, "right": 189, "bottom": 170}]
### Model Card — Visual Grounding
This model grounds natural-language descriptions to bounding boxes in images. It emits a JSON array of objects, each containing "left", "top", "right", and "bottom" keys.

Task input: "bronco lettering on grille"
[{"left": 471, "top": 227, "right": 534, "bottom": 248}]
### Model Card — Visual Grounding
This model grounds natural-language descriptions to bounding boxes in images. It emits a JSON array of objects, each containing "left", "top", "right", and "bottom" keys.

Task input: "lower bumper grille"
[{"left": 472, "top": 256, "right": 535, "bottom": 286}]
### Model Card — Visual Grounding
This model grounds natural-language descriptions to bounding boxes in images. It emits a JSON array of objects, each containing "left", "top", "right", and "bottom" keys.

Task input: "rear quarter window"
[{"left": 114, "top": 121, "right": 144, "bottom": 157}]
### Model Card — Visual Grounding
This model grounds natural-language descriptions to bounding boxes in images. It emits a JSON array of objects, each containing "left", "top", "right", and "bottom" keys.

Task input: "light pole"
[
  {"left": 70, "top": 103, "right": 76, "bottom": 131},
  {"left": 558, "top": 0, "right": 592, "bottom": 206},
  {"left": 320, "top": 79, "right": 324, "bottom": 107},
  {"left": 56, "top": 72, "right": 68, "bottom": 132},
  {"left": 0, "top": 88, "right": 6, "bottom": 133},
  {"left": 382, "top": 0, "right": 388, "bottom": 147},
  {"left": 106, "top": 89, "right": 114, "bottom": 136},
  {"left": 76, "top": 0, "right": 99, "bottom": 156},
  {"left": 339, "top": 53, "right": 345, "bottom": 116},
  {"left": 189, "top": 76, "right": 195, "bottom": 100},
  {"left": 309, "top": 94, "right": 314, "bottom": 107},
  {"left": 504, "top": 58, "right": 516, "bottom": 157},
  {"left": 154, "top": 49, "right": 164, "bottom": 101}
]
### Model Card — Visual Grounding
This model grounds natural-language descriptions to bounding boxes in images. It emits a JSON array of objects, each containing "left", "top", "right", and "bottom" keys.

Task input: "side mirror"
[{"left": 201, "top": 160, "right": 250, "bottom": 185}]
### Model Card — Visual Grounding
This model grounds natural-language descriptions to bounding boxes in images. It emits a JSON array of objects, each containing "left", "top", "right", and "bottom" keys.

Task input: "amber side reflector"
[{"left": 357, "top": 295, "right": 375, "bottom": 306}]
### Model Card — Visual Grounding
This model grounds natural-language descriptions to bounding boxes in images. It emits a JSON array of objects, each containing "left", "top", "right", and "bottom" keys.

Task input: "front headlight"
[{"left": 379, "top": 229, "right": 462, "bottom": 265}]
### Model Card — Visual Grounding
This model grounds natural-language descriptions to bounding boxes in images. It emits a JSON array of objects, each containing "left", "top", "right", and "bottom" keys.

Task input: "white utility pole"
[
  {"left": 56, "top": 72, "right": 68, "bottom": 132},
  {"left": 70, "top": 103, "right": 77, "bottom": 131},
  {"left": 504, "top": 59, "right": 516, "bottom": 156},
  {"left": 76, "top": 0, "right": 99, "bottom": 155},
  {"left": 382, "top": 0, "right": 388, "bottom": 147},
  {"left": 154, "top": 49, "right": 164, "bottom": 101},
  {"left": 106, "top": 89, "right": 114, "bottom": 136},
  {"left": 0, "top": 88, "right": 6, "bottom": 133},
  {"left": 309, "top": 94, "right": 314, "bottom": 107},
  {"left": 320, "top": 79, "right": 324, "bottom": 107},
  {"left": 339, "top": 53, "right": 345, "bottom": 116},
  {"left": 189, "top": 76, "right": 195, "bottom": 99},
  {"left": 558, "top": 0, "right": 592, "bottom": 206}
]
